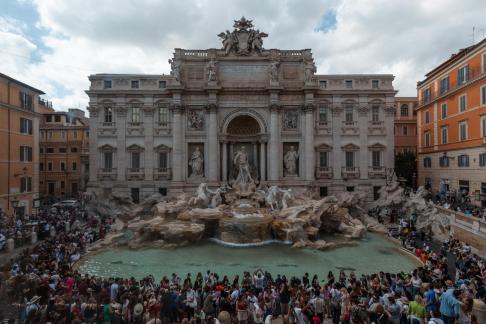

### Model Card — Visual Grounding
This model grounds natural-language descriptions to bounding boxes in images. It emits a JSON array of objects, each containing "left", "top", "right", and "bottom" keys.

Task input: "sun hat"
[{"left": 134, "top": 303, "right": 144, "bottom": 316}]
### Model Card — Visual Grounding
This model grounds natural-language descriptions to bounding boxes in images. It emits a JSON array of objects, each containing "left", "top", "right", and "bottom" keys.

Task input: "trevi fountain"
[{"left": 77, "top": 151, "right": 420, "bottom": 278}]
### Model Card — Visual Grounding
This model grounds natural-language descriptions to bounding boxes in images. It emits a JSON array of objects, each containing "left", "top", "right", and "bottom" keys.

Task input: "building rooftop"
[{"left": 0, "top": 72, "right": 45, "bottom": 94}]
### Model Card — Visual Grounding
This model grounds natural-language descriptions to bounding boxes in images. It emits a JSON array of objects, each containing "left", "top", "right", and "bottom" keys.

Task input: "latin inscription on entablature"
[
  {"left": 219, "top": 63, "right": 267, "bottom": 82},
  {"left": 219, "top": 94, "right": 269, "bottom": 103}
]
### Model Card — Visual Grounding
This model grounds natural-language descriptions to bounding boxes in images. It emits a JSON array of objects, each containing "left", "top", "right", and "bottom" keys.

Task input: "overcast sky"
[{"left": 1, "top": 0, "right": 485, "bottom": 112}]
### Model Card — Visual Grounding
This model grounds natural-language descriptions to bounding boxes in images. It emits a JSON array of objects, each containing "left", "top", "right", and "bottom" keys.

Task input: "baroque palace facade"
[{"left": 86, "top": 18, "right": 397, "bottom": 202}]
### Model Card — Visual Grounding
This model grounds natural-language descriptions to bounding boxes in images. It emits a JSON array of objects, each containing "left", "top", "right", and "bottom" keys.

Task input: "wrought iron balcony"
[
  {"left": 341, "top": 166, "right": 360, "bottom": 179},
  {"left": 368, "top": 166, "right": 386, "bottom": 178},
  {"left": 315, "top": 166, "right": 333, "bottom": 179},
  {"left": 154, "top": 167, "right": 172, "bottom": 180}
]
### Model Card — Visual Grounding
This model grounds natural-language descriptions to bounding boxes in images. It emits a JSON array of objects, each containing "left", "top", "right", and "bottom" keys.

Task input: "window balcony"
[
  {"left": 341, "top": 166, "right": 360, "bottom": 179},
  {"left": 154, "top": 167, "right": 172, "bottom": 180},
  {"left": 368, "top": 166, "right": 386, "bottom": 178},
  {"left": 126, "top": 167, "right": 145, "bottom": 180},
  {"left": 102, "top": 121, "right": 115, "bottom": 127},
  {"left": 341, "top": 121, "right": 359, "bottom": 135},
  {"left": 97, "top": 168, "right": 117, "bottom": 180},
  {"left": 315, "top": 166, "right": 333, "bottom": 179},
  {"left": 128, "top": 121, "right": 144, "bottom": 127}
]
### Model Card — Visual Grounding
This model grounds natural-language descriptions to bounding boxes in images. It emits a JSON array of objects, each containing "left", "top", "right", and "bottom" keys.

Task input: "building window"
[
  {"left": 403, "top": 126, "right": 408, "bottom": 136},
  {"left": 440, "top": 77, "right": 449, "bottom": 95},
  {"left": 40, "top": 163, "right": 43, "bottom": 171},
  {"left": 371, "top": 105, "right": 380, "bottom": 122},
  {"left": 131, "top": 152, "right": 141, "bottom": 169},
  {"left": 346, "top": 186, "right": 355, "bottom": 192},
  {"left": 439, "top": 155, "right": 449, "bottom": 167},
  {"left": 59, "top": 147, "right": 66, "bottom": 153},
  {"left": 373, "top": 186, "right": 381, "bottom": 200},
  {"left": 103, "top": 80, "right": 112, "bottom": 89},
  {"left": 159, "top": 80, "right": 166, "bottom": 88},
  {"left": 104, "top": 106, "right": 113, "bottom": 123},
  {"left": 158, "top": 104, "right": 169, "bottom": 126},
  {"left": 131, "top": 80, "right": 139, "bottom": 89},
  {"left": 20, "top": 146, "right": 33, "bottom": 162},
  {"left": 47, "top": 131, "right": 52, "bottom": 139},
  {"left": 345, "top": 151, "right": 354, "bottom": 167},
  {"left": 19, "top": 92, "right": 33, "bottom": 110},
  {"left": 459, "top": 95, "right": 467, "bottom": 112},
  {"left": 345, "top": 105, "right": 354, "bottom": 122},
  {"left": 400, "top": 104, "right": 409, "bottom": 117},
  {"left": 441, "top": 126, "right": 448, "bottom": 144},
  {"left": 60, "top": 161, "right": 66, "bottom": 171},
  {"left": 345, "top": 80, "right": 353, "bottom": 88},
  {"left": 20, "top": 176, "right": 32, "bottom": 193},
  {"left": 159, "top": 152, "right": 168, "bottom": 170},
  {"left": 55, "top": 115, "right": 60, "bottom": 122},
  {"left": 441, "top": 103, "right": 447, "bottom": 119},
  {"left": 60, "top": 181, "right": 65, "bottom": 189},
  {"left": 40, "top": 147, "right": 43, "bottom": 154},
  {"left": 46, "top": 147, "right": 54, "bottom": 153},
  {"left": 319, "top": 151, "right": 328, "bottom": 167},
  {"left": 481, "top": 86, "right": 486, "bottom": 105},
  {"left": 372, "top": 80, "right": 379, "bottom": 89},
  {"left": 20, "top": 118, "right": 33, "bottom": 135},
  {"left": 458, "top": 154, "right": 469, "bottom": 167},
  {"left": 71, "top": 147, "right": 78, "bottom": 153},
  {"left": 72, "top": 162, "right": 77, "bottom": 171},
  {"left": 424, "top": 111, "right": 430, "bottom": 124},
  {"left": 371, "top": 151, "right": 381, "bottom": 167},
  {"left": 458, "top": 65, "right": 469, "bottom": 85},
  {"left": 481, "top": 116, "right": 486, "bottom": 137},
  {"left": 459, "top": 121, "right": 468, "bottom": 141},
  {"left": 479, "top": 153, "right": 486, "bottom": 166},
  {"left": 318, "top": 104, "right": 328, "bottom": 125},
  {"left": 422, "top": 88, "right": 431, "bottom": 103},
  {"left": 130, "top": 106, "right": 141, "bottom": 123},
  {"left": 425, "top": 131, "right": 430, "bottom": 147},
  {"left": 60, "top": 131, "right": 66, "bottom": 139},
  {"left": 47, "top": 162, "right": 53, "bottom": 171},
  {"left": 73, "top": 131, "right": 77, "bottom": 139},
  {"left": 103, "top": 152, "right": 113, "bottom": 169},
  {"left": 319, "top": 187, "right": 328, "bottom": 197},
  {"left": 423, "top": 157, "right": 432, "bottom": 168},
  {"left": 319, "top": 80, "right": 327, "bottom": 88},
  {"left": 45, "top": 115, "right": 52, "bottom": 122}
]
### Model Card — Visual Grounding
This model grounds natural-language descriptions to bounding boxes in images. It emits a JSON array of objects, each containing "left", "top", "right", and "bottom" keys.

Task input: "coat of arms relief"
[{"left": 218, "top": 16, "right": 268, "bottom": 56}]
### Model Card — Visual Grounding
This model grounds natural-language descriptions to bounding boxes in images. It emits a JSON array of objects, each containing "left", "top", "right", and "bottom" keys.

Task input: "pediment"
[
  {"left": 369, "top": 142, "right": 386, "bottom": 150},
  {"left": 154, "top": 144, "right": 172, "bottom": 152},
  {"left": 126, "top": 144, "right": 145, "bottom": 152},
  {"left": 341, "top": 143, "right": 360, "bottom": 151},
  {"left": 315, "top": 143, "right": 332, "bottom": 151},
  {"left": 99, "top": 144, "right": 116, "bottom": 152}
]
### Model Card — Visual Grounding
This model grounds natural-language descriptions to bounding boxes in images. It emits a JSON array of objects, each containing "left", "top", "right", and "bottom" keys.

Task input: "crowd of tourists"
[
  {"left": 0, "top": 202, "right": 485, "bottom": 323},
  {"left": 432, "top": 191, "right": 486, "bottom": 220}
]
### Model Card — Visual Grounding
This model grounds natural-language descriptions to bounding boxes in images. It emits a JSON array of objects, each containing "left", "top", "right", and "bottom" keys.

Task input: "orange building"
[
  {"left": 39, "top": 108, "right": 89, "bottom": 198},
  {"left": 395, "top": 97, "right": 418, "bottom": 154},
  {"left": 0, "top": 73, "right": 44, "bottom": 217},
  {"left": 417, "top": 39, "right": 486, "bottom": 205}
]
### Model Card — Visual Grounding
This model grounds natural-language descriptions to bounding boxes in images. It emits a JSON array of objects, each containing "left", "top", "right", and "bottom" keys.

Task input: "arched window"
[{"left": 400, "top": 104, "right": 409, "bottom": 117}]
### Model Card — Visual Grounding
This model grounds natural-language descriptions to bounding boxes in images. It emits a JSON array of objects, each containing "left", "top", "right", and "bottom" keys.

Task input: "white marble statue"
[
  {"left": 268, "top": 61, "right": 279, "bottom": 83},
  {"left": 284, "top": 146, "right": 299, "bottom": 176},
  {"left": 233, "top": 146, "right": 254, "bottom": 189},
  {"left": 189, "top": 147, "right": 204, "bottom": 177},
  {"left": 206, "top": 59, "right": 217, "bottom": 82},
  {"left": 280, "top": 188, "right": 294, "bottom": 209},
  {"left": 265, "top": 186, "right": 280, "bottom": 210},
  {"left": 169, "top": 58, "right": 181, "bottom": 82},
  {"left": 189, "top": 183, "right": 211, "bottom": 207},
  {"left": 209, "top": 188, "right": 223, "bottom": 208},
  {"left": 304, "top": 60, "right": 316, "bottom": 83}
]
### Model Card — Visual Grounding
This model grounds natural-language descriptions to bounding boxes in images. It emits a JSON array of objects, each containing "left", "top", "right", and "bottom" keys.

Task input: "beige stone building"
[
  {"left": 39, "top": 107, "right": 89, "bottom": 198},
  {"left": 86, "top": 18, "right": 397, "bottom": 202}
]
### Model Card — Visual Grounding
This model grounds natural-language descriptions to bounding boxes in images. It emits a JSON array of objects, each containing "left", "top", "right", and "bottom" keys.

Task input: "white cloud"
[{"left": 1, "top": 0, "right": 485, "bottom": 110}]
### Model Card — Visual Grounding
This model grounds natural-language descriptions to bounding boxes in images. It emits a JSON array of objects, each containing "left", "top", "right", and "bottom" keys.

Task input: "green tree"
[{"left": 395, "top": 151, "right": 417, "bottom": 188}]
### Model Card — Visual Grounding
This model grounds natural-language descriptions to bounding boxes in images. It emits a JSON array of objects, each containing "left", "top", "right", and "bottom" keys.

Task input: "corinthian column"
[
  {"left": 207, "top": 104, "right": 218, "bottom": 182},
  {"left": 304, "top": 104, "right": 315, "bottom": 181},
  {"left": 269, "top": 104, "right": 280, "bottom": 181},
  {"left": 171, "top": 104, "right": 183, "bottom": 182}
]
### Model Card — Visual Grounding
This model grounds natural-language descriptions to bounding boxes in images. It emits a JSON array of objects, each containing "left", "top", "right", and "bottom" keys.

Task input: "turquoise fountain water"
[{"left": 78, "top": 233, "right": 418, "bottom": 279}]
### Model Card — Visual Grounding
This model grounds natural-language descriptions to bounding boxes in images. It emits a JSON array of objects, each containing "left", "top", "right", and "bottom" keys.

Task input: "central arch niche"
[
  {"left": 221, "top": 114, "right": 266, "bottom": 182},
  {"left": 227, "top": 115, "right": 261, "bottom": 135}
]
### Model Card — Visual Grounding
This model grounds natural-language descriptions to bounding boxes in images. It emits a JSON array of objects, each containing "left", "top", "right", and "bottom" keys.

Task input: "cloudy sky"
[{"left": 1, "top": 0, "right": 485, "bottom": 112}]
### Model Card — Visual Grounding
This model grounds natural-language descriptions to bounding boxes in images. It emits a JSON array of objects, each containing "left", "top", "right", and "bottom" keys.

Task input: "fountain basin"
[{"left": 78, "top": 233, "right": 420, "bottom": 279}]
